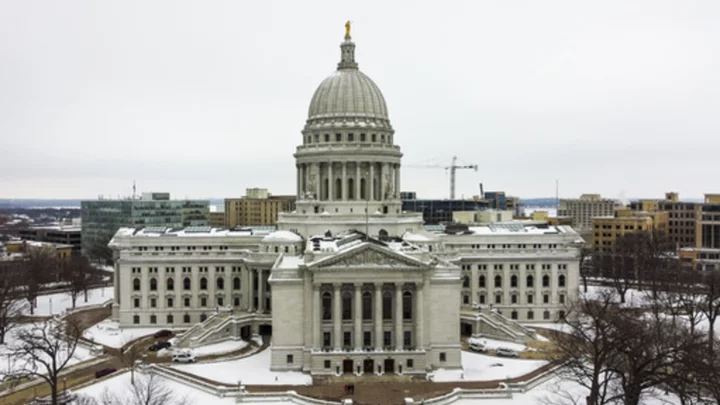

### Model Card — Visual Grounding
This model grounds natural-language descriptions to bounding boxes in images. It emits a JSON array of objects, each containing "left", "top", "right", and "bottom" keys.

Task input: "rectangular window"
[
  {"left": 200, "top": 297, "right": 207, "bottom": 307},
  {"left": 527, "top": 295, "right": 533, "bottom": 304},
  {"left": 184, "top": 297, "right": 190, "bottom": 307},
  {"left": 343, "top": 331, "right": 352, "bottom": 347},
  {"left": 360, "top": 133, "right": 366, "bottom": 141},
  {"left": 383, "top": 331, "right": 392, "bottom": 347},
  {"left": 439, "top": 352, "right": 446, "bottom": 362},
  {"left": 286, "top": 355, "right": 294, "bottom": 365},
  {"left": 528, "top": 311, "right": 534, "bottom": 320},
  {"left": 217, "top": 297, "right": 224, "bottom": 307},
  {"left": 495, "top": 295, "right": 501, "bottom": 304},
  {"left": 559, "top": 294, "right": 565, "bottom": 304},
  {"left": 403, "top": 331, "right": 412, "bottom": 347},
  {"left": 150, "top": 298, "right": 156, "bottom": 308},
  {"left": 479, "top": 294, "right": 485, "bottom": 304},
  {"left": 348, "top": 133, "right": 354, "bottom": 142},
  {"left": 167, "top": 298, "right": 174, "bottom": 307},
  {"left": 335, "top": 133, "right": 341, "bottom": 142},
  {"left": 407, "top": 359, "right": 414, "bottom": 368},
  {"left": 543, "top": 294, "right": 549, "bottom": 304},
  {"left": 133, "top": 315, "right": 140, "bottom": 324},
  {"left": 134, "top": 298, "right": 140, "bottom": 308},
  {"left": 323, "top": 332, "right": 331, "bottom": 348},
  {"left": 324, "top": 360, "right": 331, "bottom": 369},
  {"left": 363, "top": 331, "right": 371, "bottom": 347}
]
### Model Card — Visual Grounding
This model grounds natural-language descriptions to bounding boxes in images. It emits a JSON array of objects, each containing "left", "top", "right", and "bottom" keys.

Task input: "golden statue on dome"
[{"left": 345, "top": 21, "right": 351, "bottom": 38}]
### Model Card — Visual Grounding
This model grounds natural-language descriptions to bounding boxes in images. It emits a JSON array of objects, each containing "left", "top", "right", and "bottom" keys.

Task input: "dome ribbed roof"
[
  {"left": 306, "top": 32, "right": 389, "bottom": 123},
  {"left": 308, "top": 70, "right": 388, "bottom": 120}
]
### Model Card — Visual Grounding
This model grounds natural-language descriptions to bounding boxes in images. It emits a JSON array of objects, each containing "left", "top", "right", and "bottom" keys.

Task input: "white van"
[{"left": 172, "top": 351, "right": 196, "bottom": 363}]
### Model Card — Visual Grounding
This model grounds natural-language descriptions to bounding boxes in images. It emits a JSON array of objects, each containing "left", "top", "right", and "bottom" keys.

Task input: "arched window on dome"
[
  {"left": 335, "top": 178, "right": 342, "bottom": 199},
  {"left": 348, "top": 178, "right": 355, "bottom": 199},
  {"left": 360, "top": 178, "right": 367, "bottom": 200}
]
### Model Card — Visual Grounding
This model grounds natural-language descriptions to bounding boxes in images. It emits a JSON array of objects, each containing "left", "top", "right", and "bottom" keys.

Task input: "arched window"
[
  {"left": 403, "top": 291, "right": 412, "bottom": 319},
  {"left": 510, "top": 275, "right": 518, "bottom": 288},
  {"left": 335, "top": 178, "right": 342, "bottom": 199},
  {"left": 542, "top": 275, "right": 550, "bottom": 287},
  {"left": 200, "top": 277, "right": 208, "bottom": 290},
  {"left": 274, "top": 246, "right": 279, "bottom": 253},
  {"left": 150, "top": 278, "right": 157, "bottom": 291},
  {"left": 360, "top": 178, "right": 367, "bottom": 200},
  {"left": 322, "top": 292, "right": 332, "bottom": 320},
  {"left": 233, "top": 277, "right": 241, "bottom": 290},
  {"left": 382, "top": 291, "right": 392, "bottom": 320},
  {"left": 462, "top": 276, "right": 470, "bottom": 288},
  {"left": 526, "top": 275, "right": 534, "bottom": 288},
  {"left": 166, "top": 278, "right": 174, "bottom": 291},
  {"left": 558, "top": 274, "right": 566, "bottom": 287},
  {"left": 284, "top": 246, "right": 289, "bottom": 253},
  {"left": 183, "top": 277, "right": 191, "bottom": 290},
  {"left": 216, "top": 277, "right": 224, "bottom": 290},
  {"left": 478, "top": 275, "right": 486, "bottom": 288},
  {"left": 494, "top": 275, "right": 502, "bottom": 288},
  {"left": 348, "top": 178, "right": 355, "bottom": 199},
  {"left": 133, "top": 278, "right": 141, "bottom": 291},
  {"left": 362, "top": 292, "right": 372, "bottom": 320}
]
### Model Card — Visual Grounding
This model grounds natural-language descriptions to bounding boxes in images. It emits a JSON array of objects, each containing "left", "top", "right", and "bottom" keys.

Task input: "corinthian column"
[
  {"left": 354, "top": 283, "right": 362, "bottom": 350},
  {"left": 395, "top": 283, "right": 403, "bottom": 350},
  {"left": 369, "top": 162, "right": 375, "bottom": 201},
  {"left": 356, "top": 163, "right": 361, "bottom": 201},
  {"left": 342, "top": 162, "right": 348, "bottom": 201},
  {"left": 415, "top": 283, "right": 424, "bottom": 349},
  {"left": 313, "top": 284, "right": 321, "bottom": 348},
  {"left": 327, "top": 162, "right": 333, "bottom": 201},
  {"left": 374, "top": 283, "right": 383, "bottom": 350},
  {"left": 333, "top": 283, "right": 342, "bottom": 349}
]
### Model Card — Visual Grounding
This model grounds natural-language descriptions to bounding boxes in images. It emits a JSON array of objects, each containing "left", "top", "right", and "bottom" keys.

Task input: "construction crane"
[{"left": 405, "top": 156, "right": 478, "bottom": 199}]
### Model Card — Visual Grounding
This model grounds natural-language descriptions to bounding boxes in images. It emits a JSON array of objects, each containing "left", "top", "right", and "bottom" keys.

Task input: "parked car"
[
  {"left": 172, "top": 351, "right": 196, "bottom": 363},
  {"left": 468, "top": 341, "right": 487, "bottom": 353},
  {"left": 495, "top": 347, "right": 519, "bottom": 358},
  {"left": 153, "top": 329, "right": 173, "bottom": 339},
  {"left": 148, "top": 341, "right": 172, "bottom": 351},
  {"left": 95, "top": 368, "right": 117, "bottom": 378}
]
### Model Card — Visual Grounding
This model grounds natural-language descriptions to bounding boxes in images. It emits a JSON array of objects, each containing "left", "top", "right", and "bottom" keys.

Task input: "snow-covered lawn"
[
  {"left": 467, "top": 337, "right": 527, "bottom": 352},
  {"left": 0, "top": 323, "right": 97, "bottom": 378},
  {"left": 429, "top": 351, "right": 548, "bottom": 382},
  {"left": 82, "top": 319, "right": 179, "bottom": 349},
  {"left": 191, "top": 340, "right": 249, "bottom": 357},
  {"left": 171, "top": 346, "right": 312, "bottom": 385},
  {"left": 74, "top": 371, "right": 239, "bottom": 405},
  {"left": 21, "top": 287, "right": 114, "bottom": 317}
]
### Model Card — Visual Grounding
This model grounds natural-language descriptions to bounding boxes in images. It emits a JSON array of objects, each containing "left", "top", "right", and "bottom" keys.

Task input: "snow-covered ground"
[
  {"left": 191, "top": 340, "right": 249, "bottom": 357},
  {"left": 82, "top": 319, "right": 176, "bottom": 349},
  {"left": 74, "top": 372, "right": 240, "bottom": 405},
  {"left": 467, "top": 337, "right": 527, "bottom": 352},
  {"left": 0, "top": 323, "right": 97, "bottom": 378},
  {"left": 21, "top": 286, "right": 113, "bottom": 317},
  {"left": 171, "top": 346, "right": 312, "bottom": 385},
  {"left": 429, "top": 351, "right": 547, "bottom": 382}
]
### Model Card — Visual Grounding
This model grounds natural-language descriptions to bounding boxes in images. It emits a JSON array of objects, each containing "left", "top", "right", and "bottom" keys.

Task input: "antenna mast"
[{"left": 133, "top": 180, "right": 137, "bottom": 200}]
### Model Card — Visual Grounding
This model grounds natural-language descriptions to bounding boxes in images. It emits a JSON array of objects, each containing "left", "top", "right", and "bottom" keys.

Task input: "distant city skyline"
[{"left": 2, "top": 1, "right": 719, "bottom": 199}]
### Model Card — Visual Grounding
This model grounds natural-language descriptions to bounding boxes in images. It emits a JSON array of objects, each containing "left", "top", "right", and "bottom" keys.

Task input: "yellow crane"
[{"left": 404, "top": 156, "right": 478, "bottom": 199}]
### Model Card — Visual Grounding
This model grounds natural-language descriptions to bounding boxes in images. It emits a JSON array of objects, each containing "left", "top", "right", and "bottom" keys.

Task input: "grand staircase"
[{"left": 466, "top": 308, "right": 537, "bottom": 343}]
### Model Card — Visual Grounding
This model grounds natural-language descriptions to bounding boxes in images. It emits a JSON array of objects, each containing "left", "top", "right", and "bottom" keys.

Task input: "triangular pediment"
[{"left": 309, "top": 243, "right": 428, "bottom": 270}]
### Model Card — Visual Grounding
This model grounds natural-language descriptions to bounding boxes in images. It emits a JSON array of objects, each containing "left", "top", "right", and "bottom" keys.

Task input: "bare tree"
[
  {"left": 62, "top": 256, "right": 96, "bottom": 308},
  {"left": 22, "top": 245, "right": 58, "bottom": 315},
  {"left": 0, "top": 266, "right": 27, "bottom": 344},
  {"left": 121, "top": 339, "right": 145, "bottom": 386},
  {"left": 6, "top": 320, "right": 81, "bottom": 405},
  {"left": 553, "top": 289, "right": 620, "bottom": 405},
  {"left": 579, "top": 246, "right": 593, "bottom": 293},
  {"left": 93, "top": 374, "right": 191, "bottom": 405},
  {"left": 697, "top": 270, "right": 720, "bottom": 355},
  {"left": 594, "top": 248, "right": 634, "bottom": 304}
]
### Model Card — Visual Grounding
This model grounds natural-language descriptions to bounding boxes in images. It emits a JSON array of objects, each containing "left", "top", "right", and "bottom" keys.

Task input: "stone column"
[
  {"left": 369, "top": 162, "right": 375, "bottom": 201},
  {"left": 380, "top": 162, "right": 387, "bottom": 201},
  {"left": 356, "top": 163, "right": 361, "bottom": 201},
  {"left": 342, "top": 162, "right": 347, "bottom": 201},
  {"left": 313, "top": 284, "right": 321, "bottom": 348},
  {"left": 354, "top": 283, "right": 362, "bottom": 349},
  {"left": 374, "top": 283, "right": 383, "bottom": 350},
  {"left": 470, "top": 265, "right": 478, "bottom": 306},
  {"left": 415, "top": 283, "right": 424, "bottom": 349},
  {"left": 328, "top": 162, "right": 333, "bottom": 201},
  {"left": 258, "top": 270, "right": 265, "bottom": 313},
  {"left": 246, "top": 268, "right": 254, "bottom": 311},
  {"left": 395, "top": 283, "right": 404, "bottom": 350},
  {"left": 333, "top": 283, "right": 342, "bottom": 349},
  {"left": 296, "top": 165, "right": 301, "bottom": 199},
  {"left": 395, "top": 164, "right": 400, "bottom": 199}
]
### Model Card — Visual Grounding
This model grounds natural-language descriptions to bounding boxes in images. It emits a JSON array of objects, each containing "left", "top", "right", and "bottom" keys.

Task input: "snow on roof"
[
  {"left": 262, "top": 230, "right": 303, "bottom": 243},
  {"left": 402, "top": 231, "right": 437, "bottom": 242},
  {"left": 276, "top": 255, "right": 304, "bottom": 269},
  {"left": 115, "top": 226, "right": 268, "bottom": 238}
]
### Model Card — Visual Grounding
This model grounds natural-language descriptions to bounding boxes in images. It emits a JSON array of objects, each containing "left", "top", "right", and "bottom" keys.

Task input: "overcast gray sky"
[{"left": 1, "top": 0, "right": 719, "bottom": 200}]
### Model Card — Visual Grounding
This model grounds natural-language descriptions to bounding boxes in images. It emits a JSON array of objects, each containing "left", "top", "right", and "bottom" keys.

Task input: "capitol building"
[{"left": 109, "top": 25, "right": 581, "bottom": 377}]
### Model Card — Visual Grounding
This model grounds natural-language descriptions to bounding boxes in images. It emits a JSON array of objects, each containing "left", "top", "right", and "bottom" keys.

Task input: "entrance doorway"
[
  {"left": 363, "top": 359, "right": 374, "bottom": 374},
  {"left": 383, "top": 359, "right": 395, "bottom": 374},
  {"left": 461, "top": 322, "right": 473, "bottom": 337},
  {"left": 342, "top": 359, "right": 354, "bottom": 374}
]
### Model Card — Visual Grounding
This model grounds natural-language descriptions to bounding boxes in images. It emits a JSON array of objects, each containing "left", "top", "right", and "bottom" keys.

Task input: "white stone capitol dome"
[{"left": 306, "top": 29, "right": 390, "bottom": 124}]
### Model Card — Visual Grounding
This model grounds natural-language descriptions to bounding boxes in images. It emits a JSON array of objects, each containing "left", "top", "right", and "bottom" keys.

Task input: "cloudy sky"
[{"left": 1, "top": 1, "right": 718, "bottom": 200}]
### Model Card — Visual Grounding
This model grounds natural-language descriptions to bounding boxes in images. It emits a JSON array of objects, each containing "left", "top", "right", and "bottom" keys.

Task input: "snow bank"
[{"left": 429, "top": 351, "right": 547, "bottom": 382}]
